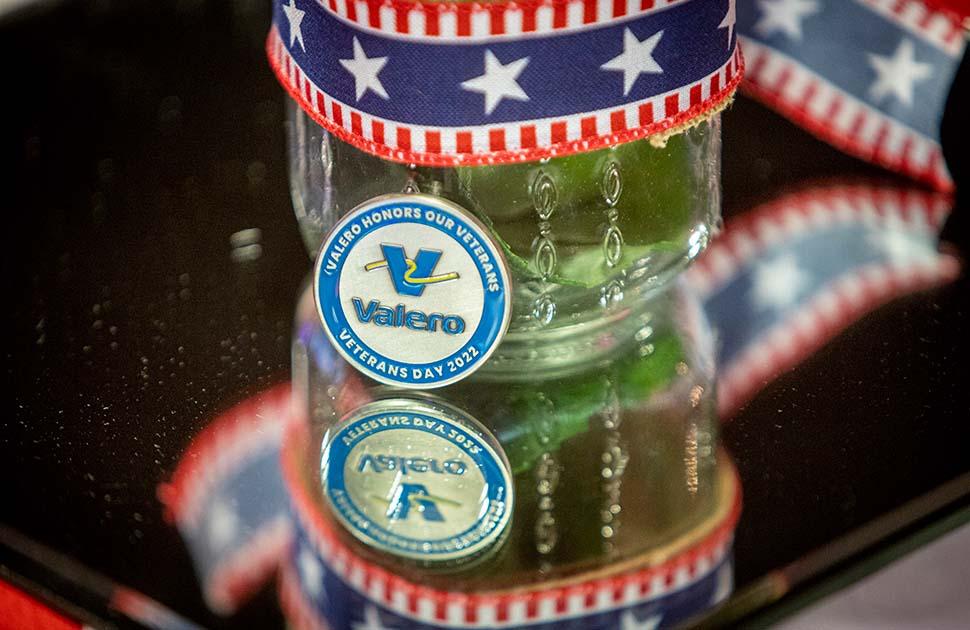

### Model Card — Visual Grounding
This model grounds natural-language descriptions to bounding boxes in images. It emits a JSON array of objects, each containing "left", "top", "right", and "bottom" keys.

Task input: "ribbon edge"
[{"left": 267, "top": 28, "right": 744, "bottom": 167}]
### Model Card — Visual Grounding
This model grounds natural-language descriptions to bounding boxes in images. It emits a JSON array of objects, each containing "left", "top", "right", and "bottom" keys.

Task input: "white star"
[
  {"left": 461, "top": 50, "right": 530, "bottom": 116},
  {"left": 867, "top": 224, "right": 935, "bottom": 266},
  {"left": 751, "top": 254, "right": 810, "bottom": 311},
  {"left": 867, "top": 39, "right": 933, "bottom": 108},
  {"left": 710, "top": 562, "right": 734, "bottom": 605},
  {"left": 619, "top": 609, "right": 662, "bottom": 630},
  {"left": 282, "top": 0, "right": 306, "bottom": 52},
  {"left": 719, "top": 0, "right": 737, "bottom": 49},
  {"left": 297, "top": 547, "right": 325, "bottom": 600},
  {"left": 601, "top": 28, "right": 665, "bottom": 97},
  {"left": 353, "top": 604, "right": 395, "bottom": 630},
  {"left": 754, "top": 0, "right": 820, "bottom": 42},
  {"left": 206, "top": 498, "right": 238, "bottom": 549},
  {"left": 340, "top": 37, "right": 390, "bottom": 102}
]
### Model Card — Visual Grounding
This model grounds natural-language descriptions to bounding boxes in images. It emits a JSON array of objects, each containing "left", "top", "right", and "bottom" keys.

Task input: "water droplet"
[
  {"left": 600, "top": 280, "right": 624, "bottom": 308},
  {"left": 601, "top": 161, "right": 622, "bottom": 207},
  {"left": 532, "top": 171, "right": 558, "bottom": 220},
  {"left": 532, "top": 293, "right": 557, "bottom": 326}
]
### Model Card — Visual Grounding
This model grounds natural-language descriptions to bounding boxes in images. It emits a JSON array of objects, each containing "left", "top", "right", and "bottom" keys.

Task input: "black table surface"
[{"left": 2, "top": 2, "right": 969, "bottom": 628}]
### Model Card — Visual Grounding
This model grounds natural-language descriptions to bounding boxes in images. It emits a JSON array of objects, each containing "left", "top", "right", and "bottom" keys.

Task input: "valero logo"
[{"left": 365, "top": 245, "right": 459, "bottom": 297}]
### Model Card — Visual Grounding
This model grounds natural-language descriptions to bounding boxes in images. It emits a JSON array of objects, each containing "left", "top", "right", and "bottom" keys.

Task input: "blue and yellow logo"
[{"left": 364, "top": 244, "right": 459, "bottom": 297}]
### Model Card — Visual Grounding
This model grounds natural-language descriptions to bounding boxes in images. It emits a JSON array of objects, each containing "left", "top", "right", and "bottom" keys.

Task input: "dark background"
[{"left": 1, "top": 2, "right": 968, "bottom": 627}]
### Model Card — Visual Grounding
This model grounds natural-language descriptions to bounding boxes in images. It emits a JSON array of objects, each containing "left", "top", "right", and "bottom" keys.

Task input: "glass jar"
[
  {"left": 291, "top": 274, "right": 729, "bottom": 587},
  {"left": 287, "top": 101, "right": 722, "bottom": 374}
]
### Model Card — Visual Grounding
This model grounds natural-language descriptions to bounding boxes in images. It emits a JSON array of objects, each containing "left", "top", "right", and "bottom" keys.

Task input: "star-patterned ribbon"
[
  {"left": 738, "top": 0, "right": 966, "bottom": 191},
  {"left": 159, "top": 181, "right": 959, "bottom": 627},
  {"left": 267, "top": 0, "right": 743, "bottom": 166}
]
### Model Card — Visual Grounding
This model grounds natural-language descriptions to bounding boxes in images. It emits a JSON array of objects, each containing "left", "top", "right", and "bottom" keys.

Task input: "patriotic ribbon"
[
  {"left": 738, "top": 0, "right": 966, "bottom": 191},
  {"left": 159, "top": 181, "right": 959, "bottom": 627},
  {"left": 267, "top": 0, "right": 743, "bottom": 166}
]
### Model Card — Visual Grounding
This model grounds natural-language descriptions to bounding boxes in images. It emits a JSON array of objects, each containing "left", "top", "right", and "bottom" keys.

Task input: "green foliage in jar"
[{"left": 456, "top": 136, "right": 694, "bottom": 287}]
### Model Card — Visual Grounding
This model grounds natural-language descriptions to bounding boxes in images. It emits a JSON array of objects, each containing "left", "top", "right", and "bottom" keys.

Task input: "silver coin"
[{"left": 321, "top": 398, "right": 513, "bottom": 563}]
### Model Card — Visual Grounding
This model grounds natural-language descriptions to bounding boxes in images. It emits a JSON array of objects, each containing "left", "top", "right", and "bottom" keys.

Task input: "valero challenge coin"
[{"left": 314, "top": 194, "right": 511, "bottom": 389}]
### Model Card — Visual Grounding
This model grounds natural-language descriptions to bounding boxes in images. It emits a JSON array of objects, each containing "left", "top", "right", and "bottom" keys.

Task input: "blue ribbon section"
[
  {"left": 274, "top": 0, "right": 736, "bottom": 126},
  {"left": 738, "top": 0, "right": 959, "bottom": 139}
]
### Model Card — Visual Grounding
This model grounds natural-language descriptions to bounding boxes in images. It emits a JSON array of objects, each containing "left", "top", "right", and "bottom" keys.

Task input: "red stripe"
[
  {"left": 774, "top": 67, "right": 793, "bottom": 92},
  {"left": 489, "top": 128, "right": 506, "bottom": 152},
  {"left": 555, "top": 593, "right": 568, "bottom": 614},
  {"left": 496, "top": 600, "right": 509, "bottom": 622},
  {"left": 640, "top": 0, "right": 655, "bottom": 10},
  {"left": 551, "top": 121, "right": 568, "bottom": 144},
  {"left": 610, "top": 110, "right": 627, "bottom": 132},
  {"left": 395, "top": 6, "right": 410, "bottom": 32},
  {"left": 328, "top": 0, "right": 337, "bottom": 11},
  {"left": 304, "top": 78, "right": 312, "bottom": 104},
  {"left": 639, "top": 577, "right": 651, "bottom": 595},
  {"left": 351, "top": 112, "right": 362, "bottom": 136},
  {"left": 797, "top": 82, "right": 818, "bottom": 110},
  {"left": 944, "top": 20, "right": 963, "bottom": 45},
  {"left": 520, "top": 126, "right": 537, "bottom": 149},
  {"left": 639, "top": 102, "right": 654, "bottom": 126},
  {"left": 710, "top": 73, "right": 720, "bottom": 96},
  {"left": 872, "top": 123, "right": 889, "bottom": 162},
  {"left": 332, "top": 103, "right": 344, "bottom": 127},
  {"left": 366, "top": 0, "right": 382, "bottom": 27},
  {"left": 581, "top": 116, "right": 597, "bottom": 138},
  {"left": 346, "top": 0, "right": 357, "bottom": 22},
  {"left": 423, "top": 4, "right": 438, "bottom": 35},
  {"left": 489, "top": 4, "right": 505, "bottom": 34},
  {"left": 689, "top": 84, "right": 702, "bottom": 107},
  {"left": 584, "top": 589, "right": 596, "bottom": 608},
  {"left": 407, "top": 593, "right": 418, "bottom": 614},
  {"left": 826, "top": 96, "right": 843, "bottom": 124},
  {"left": 846, "top": 111, "right": 866, "bottom": 141},
  {"left": 612, "top": 583, "right": 625, "bottom": 602},
  {"left": 457, "top": 5, "right": 472, "bottom": 36},
  {"left": 456, "top": 131, "right": 473, "bottom": 153},
  {"left": 526, "top": 597, "right": 538, "bottom": 618},
  {"left": 465, "top": 602, "right": 478, "bottom": 623},
  {"left": 917, "top": 5, "right": 934, "bottom": 28},
  {"left": 553, "top": 2, "right": 567, "bottom": 27},
  {"left": 434, "top": 599, "right": 447, "bottom": 621},
  {"left": 664, "top": 93, "right": 679, "bottom": 118},
  {"left": 613, "top": 0, "right": 627, "bottom": 18},
  {"left": 583, "top": 0, "right": 597, "bottom": 23},
  {"left": 372, "top": 120, "right": 384, "bottom": 144},
  {"left": 898, "top": 136, "right": 915, "bottom": 175},
  {"left": 397, "top": 127, "right": 411, "bottom": 151},
  {"left": 522, "top": 5, "right": 537, "bottom": 31},
  {"left": 425, "top": 130, "right": 441, "bottom": 153}
]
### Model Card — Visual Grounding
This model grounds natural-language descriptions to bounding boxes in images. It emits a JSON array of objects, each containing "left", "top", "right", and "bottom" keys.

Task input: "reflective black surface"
[{"left": 1, "top": 2, "right": 968, "bottom": 628}]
